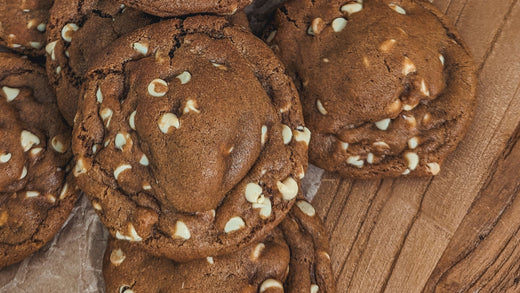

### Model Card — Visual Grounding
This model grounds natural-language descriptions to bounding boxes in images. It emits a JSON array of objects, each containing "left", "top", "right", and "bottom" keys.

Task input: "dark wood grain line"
[
  {"left": 379, "top": 178, "right": 434, "bottom": 293},
  {"left": 476, "top": 0, "right": 519, "bottom": 73},
  {"left": 336, "top": 180, "right": 387, "bottom": 288}
]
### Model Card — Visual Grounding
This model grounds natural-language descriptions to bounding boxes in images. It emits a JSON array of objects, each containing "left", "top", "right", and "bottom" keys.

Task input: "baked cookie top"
[
  {"left": 117, "top": 0, "right": 252, "bottom": 17},
  {"left": 103, "top": 200, "right": 335, "bottom": 293},
  {"left": 0, "top": 0, "right": 53, "bottom": 56},
  {"left": 0, "top": 53, "right": 78, "bottom": 268},
  {"left": 72, "top": 16, "right": 309, "bottom": 262},
  {"left": 268, "top": 0, "right": 476, "bottom": 178},
  {"left": 46, "top": 0, "right": 156, "bottom": 124}
]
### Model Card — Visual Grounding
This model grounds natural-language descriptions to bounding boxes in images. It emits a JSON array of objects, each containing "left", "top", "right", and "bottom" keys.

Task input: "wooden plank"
[
  {"left": 424, "top": 102, "right": 520, "bottom": 292},
  {"left": 382, "top": 0, "right": 520, "bottom": 290}
]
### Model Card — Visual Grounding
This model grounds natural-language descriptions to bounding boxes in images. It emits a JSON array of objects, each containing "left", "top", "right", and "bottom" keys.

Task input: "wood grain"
[{"left": 311, "top": 0, "right": 520, "bottom": 292}]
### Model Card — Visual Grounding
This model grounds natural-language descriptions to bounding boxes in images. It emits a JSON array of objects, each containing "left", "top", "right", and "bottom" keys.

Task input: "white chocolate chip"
[
  {"left": 212, "top": 63, "right": 228, "bottom": 70},
  {"left": 176, "top": 71, "right": 191, "bottom": 84},
  {"left": 29, "top": 147, "right": 43, "bottom": 157},
  {"left": 379, "top": 39, "right": 396, "bottom": 52},
  {"left": 373, "top": 141, "right": 390, "bottom": 149},
  {"left": 266, "top": 30, "right": 277, "bottom": 43},
  {"left": 332, "top": 17, "right": 347, "bottom": 32},
  {"left": 26, "top": 191, "right": 40, "bottom": 198},
  {"left": 367, "top": 152, "right": 374, "bottom": 164},
  {"left": 46, "top": 194, "right": 57, "bottom": 203},
  {"left": 206, "top": 256, "right": 214, "bottom": 264},
  {"left": 311, "top": 284, "right": 319, "bottom": 293},
  {"left": 347, "top": 156, "right": 364, "bottom": 168},
  {"left": 19, "top": 166, "right": 28, "bottom": 179},
  {"left": 96, "top": 87, "right": 103, "bottom": 103},
  {"left": 252, "top": 198, "right": 272, "bottom": 219},
  {"left": 100, "top": 108, "right": 113, "bottom": 128},
  {"left": 341, "top": 3, "right": 363, "bottom": 15},
  {"left": 119, "top": 286, "right": 134, "bottom": 293},
  {"left": 158, "top": 113, "right": 180, "bottom": 133},
  {"left": 56, "top": 66, "right": 62, "bottom": 74},
  {"left": 116, "top": 223, "right": 142, "bottom": 242},
  {"left": 114, "top": 164, "right": 131, "bottom": 180},
  {"left": 282, "top": 124, "right": 293, "bottom": 144},
  {"left": 250, "top": 243, "right": 265, "bottom": 261},
  {"left": 293, "top": 127, "right": 311, "bottom": 146},
  {"left": 277, "top": 177, "right": 298, "bottom": 200},
  {"left": 143, "top": 183, "right": 152, "bottom": 190},
  {"left": 297, "top": 165, "right": 306, "bottom": 179},
  {"left": 439, "top": 54, "right": 445, "bottom": 66},
  {"left": 245, "top": 183, "right": 264, "bottom": 204},
  {"left": 403, "top": 115, "right": 417, "bottom": 127},
  {"left": 129, "top": 111, "right": 136, "bottom": 130},
  {"left": 45, "top": 40, "right": 57, "bottom": 60},
  {"left": 148, "top": 79, "right": 168, "bottom": 97},
  {"left": 402, "top": 57, "right": 416, "bottom": 75},
  {"left": 61, "top": 23, "right": 79, "bottom": 42},
  {"left": 420, "top": 79, "right": 430, "bottom": 96},
  {"left": 389, "top": 3, "right": 407, "bottom": 14},
  {"left": 427, "top": 162, "right": 441, "bottom": 175},
  {"left": 132, "top": 41, "right": 148, "bottom": 55},
  {"left": 59, "top": 183, "right": 69, "bottom": 200},
  {"left": 296, "top": 200, "right": 316, "bottom": 217},
  {"left": 115, "top": 132, "right": 129, "bottom": 150},
  {"left": 74, "top": 158, "right": 87, "bottom": 177},
  {"left": 2, "top": 86, "right": 20, "bottom": 102},
  {"left": 402, "top": 169, "right": 411, "bottom": 175},
  {"left": 139, "top": 154, "right": 149, "bottom": 166},
  {"left": 183, "top": 99, "right": 200, "bottom": 114},
  {"left": 110, "top": 248, "right": 126, "bottom": 266},
  {"left": 403, "top": 104, "right": 417, "bottom": 111},
  {"left": 316, "top": 99, "right": 328, "bottom": 115},
  {"left": 408, "top": 137, "right": 419, "bottom": 149},
  {"left": 30, "top": 41, "right": 41, "bottom": 49},
  {"left": 92, "top": 202, "right": 103, "bottom": 211},
  {"left": 375, "top": 118, "right": 391, "bottom": 130},
  {"left": 51, "top": 136, "right": 67, "bottom": 153},
  {"left": 37, "top": 23, "right": 46, "bottom": 32},
  {"left": 260, "top": 279, "right": 283, "bottom": 292},
  {"left": 224, "top": 216, "right": 245, "bottom": 233},
  {"left": 20, "top": 130, "right": 40, "bottom": 152},
  {"left": 0, "top": 153, "right": 11, "bottom": 163},
  {"left": 261, "top": 125, "right": 268, "bottom": 146},
  {"left": 173, "top": 220, "right": 191, "bottom": 240},
  {"left": 405, "top": 152, "right": 419, "bottom": 170}
]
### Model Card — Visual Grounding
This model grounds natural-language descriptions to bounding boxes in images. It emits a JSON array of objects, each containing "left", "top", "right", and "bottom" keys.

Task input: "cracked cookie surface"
[
  {"left": 0, "top": 53, "right": 79, "bottom": 268},
  {"left": 0, "top": 0, "right": 53, "bottom": 56},
  {"left": 46, "top": 0, "right": 156, "bottom": 124},
  {"left": 117, "top": 0, "right": 252, "bottom": 17},
  {"left": 267, "top": 0, "right": 477, "bottom": 178},
  {"left": 103, "top": 199, "right": 335, "bottom": 293},
  {"left": 72, "top": 15, "right": 308, "bottom": 262}
]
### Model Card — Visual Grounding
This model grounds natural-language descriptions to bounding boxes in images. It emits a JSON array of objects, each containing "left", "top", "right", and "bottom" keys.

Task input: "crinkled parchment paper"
[{"left": 0, "top": 2, "right": 326, "bottom": 291}]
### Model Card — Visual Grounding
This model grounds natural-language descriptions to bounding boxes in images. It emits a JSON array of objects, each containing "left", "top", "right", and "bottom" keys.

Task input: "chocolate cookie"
[
  {"left": 0, "top": 53, "right": 79, "bottom": 268},
  {"left": 45, "top": 0, "right": 156, "bottom": 125},
  {"left": 267, "top": 0, "right": 477, "bottom": 178},
  {"left": 117, "top": 0, "right": 252, "bottom": 17},
  {"left": 103, "top": 200, "right": 335, "bottom": 292},
  {"left": 72, "top": 16, "right": 309, "bottom": 262},
  {"left": 0, "top": 0, "right": 53, "bottom": 56}
]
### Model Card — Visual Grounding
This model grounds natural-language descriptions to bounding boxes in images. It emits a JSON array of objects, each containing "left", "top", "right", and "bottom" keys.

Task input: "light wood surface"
[{"left": 311, "top": 0, "right": 520, "bottom": 291}]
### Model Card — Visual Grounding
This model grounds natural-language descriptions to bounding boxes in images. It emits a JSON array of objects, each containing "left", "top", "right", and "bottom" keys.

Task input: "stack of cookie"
[{"left": 0, "top": 0, "right": 476, "bottom": 291}]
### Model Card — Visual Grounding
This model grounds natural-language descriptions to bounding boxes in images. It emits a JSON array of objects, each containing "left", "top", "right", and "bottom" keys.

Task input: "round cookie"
[
  {"left": 72, "top": 16, "right": 309, "bottom": 262},
  {"left": 267, "top": 0, "right": 477, "bottom": 178},
  {"left": 45, "top": 0, "right": 157, "bottom": 125},
  {"left": 0, "top": 0, "right": 53, "bottom": 56},
  {"left": 103, "top": 200, "right": 335, "bottom": 293},
  {"left": 0, "top": 53, "right": 79, "bottom": 268},
  {"left": 117, "top": 0, "right": 252, "bottom": 17}
]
